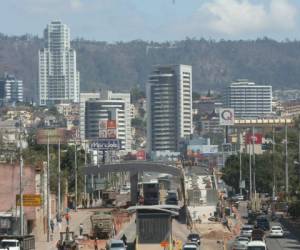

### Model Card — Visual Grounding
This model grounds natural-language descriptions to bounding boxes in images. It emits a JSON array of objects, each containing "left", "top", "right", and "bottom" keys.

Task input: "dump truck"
[
  {"left": 102, "top": 191, "right": 117, "bottom": 207},
  {"left": 90, "top": 212, "right": 114, "bottom": 239},
  {"left": 56, "top": 227, "right": 77, "bottom": 250}
]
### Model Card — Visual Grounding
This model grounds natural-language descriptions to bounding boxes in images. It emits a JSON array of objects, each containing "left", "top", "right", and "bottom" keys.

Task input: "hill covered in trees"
[{"left": 1, "top": 34, "right": 300, "bottom": 101}]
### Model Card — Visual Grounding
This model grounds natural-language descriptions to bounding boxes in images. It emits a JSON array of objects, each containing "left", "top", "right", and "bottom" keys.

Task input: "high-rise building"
[
  {"left": 85, "top": 99, "right": 127, "bottom": 151},
  {"left": 0, "top": 74, "right": 23, "bottom": 104},
  {"left": 39, "top": 21, "right": 80, "bottom": 106},
  {"left": 80, "top": 92, "right": 101, "bottom": 141},
  {"left": 82, "top": 91, "right": 132, "bottom": 152},
  {"left": 225, "top": 80, "right": 272, "bottom": 118},
  {"left": 147, "top": 64, "right": 192, "bottom": 154}
]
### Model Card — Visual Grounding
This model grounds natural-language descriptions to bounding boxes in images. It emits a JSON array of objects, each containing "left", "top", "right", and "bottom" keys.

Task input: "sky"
[{"left": 0, "top": 0, "right": 300, "bottom": 41}]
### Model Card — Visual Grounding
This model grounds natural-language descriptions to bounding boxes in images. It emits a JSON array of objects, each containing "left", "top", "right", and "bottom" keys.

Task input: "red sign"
[
  {"left": 107, "top": 120, "right": 117, "bottom": 129},
  {"left": 245, "top": 133, "right": 262, "bottom": 144},
  {"left": 160, "top": 241, "right": 169, "bottom": 248},
  {"left": 136, "top": 150, "right": 146, "bottom": 160}
]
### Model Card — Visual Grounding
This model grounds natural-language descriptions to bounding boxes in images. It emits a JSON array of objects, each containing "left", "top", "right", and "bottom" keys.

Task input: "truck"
[
  {"left": 102, "top": 191, "right": 117, "bottom": 207},
  {"left": 143, "top": 180, "right": 160, "bottom": 205},
  {"left": 0, "top": 235, "right": 35, "bottom": 250},
  {"left": 90, "top": 211, "right": 114, "bottom": 239},
  {"left": 56, "top": 227, "right": 77, "bottom": 250}
]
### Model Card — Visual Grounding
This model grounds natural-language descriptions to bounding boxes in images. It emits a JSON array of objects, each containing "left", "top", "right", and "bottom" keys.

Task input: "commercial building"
[
  {"left": 225, "top": 80, "right": 272, "bottom": 118},
  {"left": 147, "top": 64, "right": 192, "bottom": 154},
  {"left": 80, "top": 92, "right": 101, "bottom": 141},
  {"left": 39, "top": 21, "right": 80, "bottom": 106},
  {"left": 83, "top": 91, "right": 132, "bottom": 152},
  {"left": 0, "top": 74, "right": 23, "bottom": 104}
]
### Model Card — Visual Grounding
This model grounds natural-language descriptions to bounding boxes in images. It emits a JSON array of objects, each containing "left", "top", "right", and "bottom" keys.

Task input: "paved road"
[{"left": 265, "top": 221, "right": 300, "bottom": 250}]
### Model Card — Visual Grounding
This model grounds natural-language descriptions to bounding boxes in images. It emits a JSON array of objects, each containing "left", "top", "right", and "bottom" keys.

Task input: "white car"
[
  {"left": 107, "top": 239, "right": 126, "bottom": 250},
  {"left": 247, "top": 240, "right": 267, "bottom": 250},
  {"left": 183, "top": 243, "right": 199, "bottom": 250},
  {"left": 269, "top": 225, "right": 284, "bottom": 238},
  {"left": 232, "top": 236, "right": 249, "bottom": 250},
  {"left": 240, "top": 225, "right": 254, "bottom": 238}
]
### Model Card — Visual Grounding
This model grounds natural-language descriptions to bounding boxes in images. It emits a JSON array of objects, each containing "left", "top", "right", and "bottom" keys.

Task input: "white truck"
[
  {"left": 0, "top": 239, "right": 20, "bottom": 250},
  {"left": 0, "top": 236, "right": 35, "bottom": 250}
]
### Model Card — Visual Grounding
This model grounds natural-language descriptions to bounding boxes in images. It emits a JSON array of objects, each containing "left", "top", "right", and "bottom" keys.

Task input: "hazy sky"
[{"left": 1, "top": 0, "right": 300, "bottom": 41}]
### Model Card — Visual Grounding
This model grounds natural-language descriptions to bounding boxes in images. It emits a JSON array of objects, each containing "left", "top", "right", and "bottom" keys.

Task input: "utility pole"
[
  {"left": 84, "top": 140, "right": 87, "bottom": 199},
  {"left": 285, "top": 122, "right": 289, "bottom": 199},
  {"left": 272, "top": 126, "right": 276, "bottom": 200},
  {"left": 57, "top": 139, "right": 61, "bottom": 219},
  {"left": 238, "top": 130, "right": 242, "bottom": 195},
  {"left": 248, "top": 129, "right": 252, "bottom": 200},
  {"left": 252, "top": 126, "right": 256, "bottom": 196},
  {"left": 47, "top": 131, "right": 50, "bottom": 242},
  {"left": 19, "top": 116, "right": 24, "bottom": 236},
  {"left": 74, "top": 141, "right": 78, "bottom": 212}
]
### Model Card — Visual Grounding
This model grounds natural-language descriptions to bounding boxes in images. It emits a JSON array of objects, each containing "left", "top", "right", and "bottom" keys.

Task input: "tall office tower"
[
  {"left": 85, "top": 99, "right": 128, "bottom": 151},
  {"left": 80, "top": 92, "right": 101, "bottom": 141},
  {"left": 225, "top": 80, "right": 272, "bottom": 118},
  {"left": 0, "top": 74, "right": 23, "bottom": 104},
  {"left": 107, "top": 91, "right": 132, "bottom": 152},
  {"left": 147, "top": 64, "right": 192, "bottom": 154},
  {"left": 39, "top": 21, "right": 80, "bottom": 106}
]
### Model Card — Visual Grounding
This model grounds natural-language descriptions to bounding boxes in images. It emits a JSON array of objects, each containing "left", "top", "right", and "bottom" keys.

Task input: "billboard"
[
  {"left": 245, "top": 133, "right": 263, "bottom": 144},
  {"left": 36, "top": 128, "right": 73, "bottom": 144},
  {"left": 90, "top": 139, "right": 121, "bottom": 150},
  {"left": 219, "top": 109, "right": 235, "bottom": 126},
  {"left": 187, "top": 145, "right": 218, "bottom": 159},
  {"left": 16, "top": 194, "right": 41, "bottom": 207},
  {"left": 136, "top": 150, "right": 146, "bottom": 160},
  {"left": 99, "top": 119, "right": 117, "bottom": 139}
]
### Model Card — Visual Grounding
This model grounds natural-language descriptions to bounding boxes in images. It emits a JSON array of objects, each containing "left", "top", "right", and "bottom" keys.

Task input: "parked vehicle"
[
  {"left": 269, "top": 225, "right": 284, "bottom": 238},
  {"left": 251, "top": 228, "right": 265, "bottom": 241},
  {"left": 232, "top": 236, "right": 249, "bottom": 250},
  {"left": 106, "top": 239, "right": 126, "bottom": 250},
  {"left": 183, "top": 242, "right": 199, "bottom": 250},
  {"left": 187, "top": 233, "right": 201, "bottom": 245},
  {"left": 246, "top": 240, "right": 267, "bottom": 250},
  {"left": 240, "top": 225, "right": 254, "bottom": 238},
  {"left": 0, "top": 236, "right": 35, "bottom": 250}
]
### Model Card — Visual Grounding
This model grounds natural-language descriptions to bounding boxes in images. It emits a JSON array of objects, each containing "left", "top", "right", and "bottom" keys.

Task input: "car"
[
  {"left": 240, "top": 225, "right": 254, "bottom": 238},
  {"left": 269, "top": 225, "right": 284, "bottom": 238},
  {"left": 256, "top": 216, "right": 270, "bottom": 231},
  {"left": 232, "top": 236, "right": 249, "bottom": 250},
  {"left": 0, "top": 239, "right": 20, "bottom": 250},
  {"left": 232, "top": 194, "right": 244, "bottom": 201},
  {"left": 183, "top": 243, "right": 199, "bottom": 250},
  {"left": 107, "top": 239, "right": 126, "bottom": 250},
  {"left": 187, "top": 233, "right": 201, "bottom": 245},
  {"left": 246, "top": 240, "right": 267, "bottom": 250}
]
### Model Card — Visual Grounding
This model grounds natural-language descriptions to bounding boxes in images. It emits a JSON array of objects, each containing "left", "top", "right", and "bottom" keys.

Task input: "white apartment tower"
[
  {"left": 39, "top": 21, "right": 80, "bottom": 106},
  {"left": 225, "top": 80, "right": 272, "bottom": 118},
  {"left": 147, "top": 64, "right": 192, "bottom": 154}
]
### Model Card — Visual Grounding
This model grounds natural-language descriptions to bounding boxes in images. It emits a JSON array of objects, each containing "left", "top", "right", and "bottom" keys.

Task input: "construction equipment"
[
  {"left": 90, "top": 211, "right": 114, "bottom": 239},
  {"left": 56, "top": 227, "right": 77, "bottom": 250}
]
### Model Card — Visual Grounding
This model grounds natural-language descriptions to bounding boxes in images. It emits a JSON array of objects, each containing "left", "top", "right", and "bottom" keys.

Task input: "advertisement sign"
[
  {"left": 107, "top": 129, "right": 117, "bottom": 139},
  {"left": 245, "top": 133, "right": 263, "bottom": 144},
  {"left": 107, "top": 120, "right": 117, "bottom": 129},
  {"left": 99, "top": 119, "right": 107, "bottom": 130},
  {"left": 16, "top": 194, "right": 41, "bottom": 207},
  {"left": 219, "top": 109, "right": 235, "bottom": 126},
  {"left": 187, "top": 145, "right": 218, "bottom": 159},
  {"left": 136, "top": 150, "right": 146, "bottom": 160},
  {"left": 37, "top": 128, "right": 73, "bottom": 144},
  {"left": 90, "top": 139, "right": 121, "bottom": 150}
]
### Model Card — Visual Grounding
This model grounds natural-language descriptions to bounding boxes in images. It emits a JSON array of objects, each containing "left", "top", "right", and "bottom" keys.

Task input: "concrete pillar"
[{"left": 130, "top": 171, "right": 139, "bottom": 205}]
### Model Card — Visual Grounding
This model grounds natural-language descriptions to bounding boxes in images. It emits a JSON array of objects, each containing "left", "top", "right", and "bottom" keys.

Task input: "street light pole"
[
  {"left": 74, "top": 141, "right": 78, "bottom": 212},
  {"left": 285, "top": 122, "right": 289, "bottom": 198},
  {"left": 248, "top": 129, "right": 252, "bottom": 200},
  {"left": 252, "top": 126, "right": 256, "bottom": 196},
  {"left": 19, "top": 117, "right": 24, "bottom": 236},
  {"left": 272, "top": 125, "right": 276, "bottom": 200},
  {"left": 58, "top": 139, "right": 61, "bottom": 219},
  {"left": 47, "top": 131, "right": 50, "bottom": 242}
]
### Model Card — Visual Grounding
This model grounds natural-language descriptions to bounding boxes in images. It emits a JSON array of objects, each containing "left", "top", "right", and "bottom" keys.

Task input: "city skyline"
[{"left": 0, "top": 0, "right": 299, "bottom": 41}]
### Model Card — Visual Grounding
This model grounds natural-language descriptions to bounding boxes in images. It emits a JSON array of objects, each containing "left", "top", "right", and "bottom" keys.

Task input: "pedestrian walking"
[
  {"left": 50, "top": 219, "right": 55, "bottom": 234},
  {"left": 94, "top": 238, "right": 98, "bottom": 250},
  {"left": 79, "top": 223, "right": 83, "bottom": 236},
  {"left": 65, "top": 213, "right": 70, "bottom": 226},
  {"left": 121, "top": 234, "right": 127, "bottom": 246}
]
